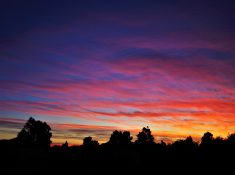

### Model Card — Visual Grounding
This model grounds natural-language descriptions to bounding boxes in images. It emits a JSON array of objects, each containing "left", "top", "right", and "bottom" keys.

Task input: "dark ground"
[{"left": 1, "top": 140, "right": 234, "bottom": 175}]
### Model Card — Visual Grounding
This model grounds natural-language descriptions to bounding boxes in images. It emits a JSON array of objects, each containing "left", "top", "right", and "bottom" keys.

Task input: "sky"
[{"left": 0, "top": 0, "right": 235, "bottom": 145}]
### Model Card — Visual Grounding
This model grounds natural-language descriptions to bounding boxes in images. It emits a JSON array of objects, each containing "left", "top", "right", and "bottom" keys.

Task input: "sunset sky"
[{"left": 1, "top": 0, "right": 235, "bottom": 145}]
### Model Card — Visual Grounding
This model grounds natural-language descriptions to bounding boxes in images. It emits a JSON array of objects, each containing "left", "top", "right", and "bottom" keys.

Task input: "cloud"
[
  {"left": 1, "top": 54, "right": 235, "bottom": 142},
  {"left": 1, "top": 0, "right": 235, "bottom": 144}
]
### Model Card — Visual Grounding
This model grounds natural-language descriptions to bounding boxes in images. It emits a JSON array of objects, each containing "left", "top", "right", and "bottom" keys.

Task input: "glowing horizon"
[{"left": 0, "top": 0, "right": 235, "bottom": 145}]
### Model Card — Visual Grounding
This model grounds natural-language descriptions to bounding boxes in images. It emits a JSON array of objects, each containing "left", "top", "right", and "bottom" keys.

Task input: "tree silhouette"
[
  {"left": 62, "top": 141, "right": 69, "bottom": 149},
  {"left": 17, "top": 117, "right": 52, "bottom": 148},
  {"left": 227, "top": 133, "right": 235, "bottom": 145},
  {"left": 136, "top": 126, "right": 154, "bottom": 144},
  {"left": 172, "top": 136, "right": 198, "bottom": 153},
  {"left": 214, "top": 136, "right": 224, "bottom": 143},
  {"left": 200, "top": 132, "right": 213, "bottom": 147},
  {"left": 1, "top": 124, "right": 235, "bottom": 174},
  {"left": 83, "top": 136, "right": 99, "bottom": 147},
  {"left": 108, "top": 130, "right": 133, "bottom": 146},
  {"left": 160, "top": 140, "right": 166, "bottom": 147},
  {"left": 185, "top": 136, "right": 198, "bottom": 147}
]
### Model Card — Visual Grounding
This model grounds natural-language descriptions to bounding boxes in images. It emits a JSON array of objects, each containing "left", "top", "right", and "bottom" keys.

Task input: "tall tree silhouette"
[
  {"left": 136, "top": 126, "right": 154, "bottom": 144},
  {"left": 17, "top": 117, "right": 52, "bottom": 148}
]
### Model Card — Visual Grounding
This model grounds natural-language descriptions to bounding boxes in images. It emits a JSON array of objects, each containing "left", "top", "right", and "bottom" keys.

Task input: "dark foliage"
[
  {"left": 135, "top": 126, "right": 154, "bottom": 144},
  {"left": 83, "top": 136, "right": 99, "bottom": 148},
  {"left": 108, "top": 130, "right": 133, "bottom": 146},
  {"left": 17, "top": 117, "right": 52, "bottom": 148},
  {"left": 0, "top": 119, "right": 234, "bottom": 175}
]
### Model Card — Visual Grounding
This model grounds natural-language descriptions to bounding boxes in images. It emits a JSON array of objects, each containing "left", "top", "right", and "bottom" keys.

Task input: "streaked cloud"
[{"left": 1, "top": 0, "right": 235, "bottom": 145}]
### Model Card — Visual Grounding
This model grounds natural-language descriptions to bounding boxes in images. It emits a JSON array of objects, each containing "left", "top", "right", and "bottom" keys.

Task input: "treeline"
[
  {"left": 0, "top": 117, "right": 234, "bottom": 175},
  {"left": 2, "top": 117, "right": 235, "bottom": 148}
]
